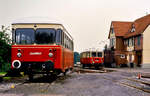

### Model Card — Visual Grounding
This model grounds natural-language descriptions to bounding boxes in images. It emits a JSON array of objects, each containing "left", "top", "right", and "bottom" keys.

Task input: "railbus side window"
[
  {"left": 69, "top": 39, "right": 71, "bottom": 50},
  {"left": 67, "top": 36, "right": 69, "bottom": 49},
  {"left": 61, "top": 30, "right": 73, "bottom": 50},
  {"left": 68, "top": 38, "right": 70, "bottom": 49},
  {"left": 70, "top": 40, "right": 72, "bottom": 50},
  {"left": 64, "top": 34, "right": 66, "bottom": 48},
  {"left": 71, "top": 41, "right": 72, "bottom": 50},
  {"left": 66, "top": 35, "right": 69, "bottom": 48},
  {"left": 72, "top": 41, "right": 74, "bottom": 51},
  {"left": 64, "top": 33, "right": 65, "bottom": 47},
  {"left": 66, "top": 35, "right": 68, "bottom": 48},
  {"left": 56, "top": 29, "right": 62, "bottom": 45},
  {"left": 71, "top": 40, "right": 73, "bottom": 50},
  {"left": 12, "top": 28, "right": 15, "bottom": 44},
  {"left": 61, "top": 31, "right": 64, "bottom": 46}
]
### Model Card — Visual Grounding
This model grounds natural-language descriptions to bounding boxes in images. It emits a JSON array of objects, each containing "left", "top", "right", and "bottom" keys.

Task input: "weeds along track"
[{"left": 0, "top": 71, "right": 73, "bottom": 93}]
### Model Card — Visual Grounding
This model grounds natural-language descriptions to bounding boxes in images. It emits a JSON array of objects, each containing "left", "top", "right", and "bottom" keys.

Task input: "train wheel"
[
  {"left": 63, "top": 71, "right": 66, "bottom": 76},
  {"left": 63, "top": 70, "right": 67, "bottom": 76},
  {"left": 82, "top": 64, "right": 85, "bottom": 69},
  {"left": 70, "top": 68, "right": 73, "bottom": 71},
  {"left": 70, "top": 68, "right": 73, "bottom": 73},
  {"left": 95, "top": 65, "right": 100, "bottom": 70},
  {"left": 51, "top": 73, "right": 57, "bottom": 80},
  {"left": 28, "top": 74, "right": 34, "bottom": 81},
  {"left": 5, "top": 69, "right": 22, "bottom": 77},
  {"left": 46, "top": 71, "right": 51, "bottom": 77},
  {"left": 0, "top": 77, "right": 3, "bottom": 82}
]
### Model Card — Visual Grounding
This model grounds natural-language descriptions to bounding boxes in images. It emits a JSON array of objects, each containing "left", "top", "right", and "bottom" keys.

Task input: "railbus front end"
[{"left": 11, "top": 23, "right": 74, "bottom": 80}]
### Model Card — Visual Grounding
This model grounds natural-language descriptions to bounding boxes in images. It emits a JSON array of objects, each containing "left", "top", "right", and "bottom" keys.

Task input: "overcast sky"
[{"left": 0, "top": 0, "right": 150, "bottom": 52}]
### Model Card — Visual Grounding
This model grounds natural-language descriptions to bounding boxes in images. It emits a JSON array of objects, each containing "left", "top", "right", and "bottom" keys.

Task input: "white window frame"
[{"left": 120, "top": 54, "right": 125, "bottom": 59}]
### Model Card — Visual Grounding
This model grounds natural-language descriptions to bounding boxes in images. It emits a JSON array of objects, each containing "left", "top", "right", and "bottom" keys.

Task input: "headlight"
[
  {"left": 12, "top": 60, "right": 21, "bottom": 69},
  {"left": 48, "top": 53, "right": 53, "bottom": 57},
  {"left": 17, "top": 53, "right": 22, "bottom": 58}
]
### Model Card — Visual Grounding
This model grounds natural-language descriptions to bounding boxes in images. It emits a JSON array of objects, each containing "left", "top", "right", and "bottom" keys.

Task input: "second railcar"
[{"left": 80, "top": 51, "right": 104, "bottom": 69}]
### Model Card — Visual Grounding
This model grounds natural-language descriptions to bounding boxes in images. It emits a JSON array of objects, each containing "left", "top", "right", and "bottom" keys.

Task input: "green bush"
[{"left": 0, "top": 26, "right": 11, "bottom": 72}]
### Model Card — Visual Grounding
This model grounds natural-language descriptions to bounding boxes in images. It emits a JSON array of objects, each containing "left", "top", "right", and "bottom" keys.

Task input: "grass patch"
[
  {"left": 3, "top": 77, "right": 11, "bottom": 80},
  {"left": 0, "top": 72, "right": 7, "bottom": 76}
]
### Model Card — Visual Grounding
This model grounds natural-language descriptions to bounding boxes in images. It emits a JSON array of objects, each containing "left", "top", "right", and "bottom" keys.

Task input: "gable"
[{"left": 108, "top": 21, "right": 132, "bottom": 39}]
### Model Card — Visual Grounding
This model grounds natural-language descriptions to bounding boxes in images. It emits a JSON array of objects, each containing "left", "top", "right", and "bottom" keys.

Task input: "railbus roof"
[{"left": 12, "top": 23, "right": 73, "bottom": 41}]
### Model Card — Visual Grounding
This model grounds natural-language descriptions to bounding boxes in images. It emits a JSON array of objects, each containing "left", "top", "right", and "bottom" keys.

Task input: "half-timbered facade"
[{"left": 108, "top": 14, "right": 150, "bottom": 68}]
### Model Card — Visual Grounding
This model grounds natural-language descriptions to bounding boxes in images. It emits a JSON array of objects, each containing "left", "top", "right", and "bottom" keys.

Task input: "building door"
[
  {"left": 129, "top": 54, "right": 132, "bottom": 63},
  {"left": 136, "top": 51, "right": 142, "bottom": 67},
  {"left": 129, "top": 54, "right": 134, "bottom": 68},
  {"left": 137, "top": 55, "right": 141, "bottom": 66}
]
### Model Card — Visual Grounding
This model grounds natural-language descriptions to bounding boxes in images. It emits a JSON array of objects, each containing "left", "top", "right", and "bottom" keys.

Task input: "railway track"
[
  {"left": 0, "top": 71, "right": 73, "bottom": 93},
  {"left": 101, "top": 76, "right": 150, "bottom": 93},
  {"left": 75, "top": 67, "right": 150, "bottom": 93},
  {"left": 73, "top": 67, "right": 114, "bottom": 73},
  {"left": 1, "top": 67, "right": 150, "bottom": 94}
]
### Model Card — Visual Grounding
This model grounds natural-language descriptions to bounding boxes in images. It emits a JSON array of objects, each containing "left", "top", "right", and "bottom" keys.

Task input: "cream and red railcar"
[
  {"left": 80, "top": 51, "right": 104, "bottom": 69},
  {"left": 11, "top": 23, "right": 74, "bottom": 79}
]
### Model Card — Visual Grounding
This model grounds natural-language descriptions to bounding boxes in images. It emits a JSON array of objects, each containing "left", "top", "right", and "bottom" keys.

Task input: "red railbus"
[
  {"left": 11, "top": 23, "right": 74, "bottom": 80},
  {"left": 80, "top": 51, "right": 104, "bottom": 69}
]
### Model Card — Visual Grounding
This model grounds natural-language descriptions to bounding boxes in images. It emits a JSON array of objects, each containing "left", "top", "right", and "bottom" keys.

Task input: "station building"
[{"left": 108, "top": 14, "right": 150, "bottom": 68}]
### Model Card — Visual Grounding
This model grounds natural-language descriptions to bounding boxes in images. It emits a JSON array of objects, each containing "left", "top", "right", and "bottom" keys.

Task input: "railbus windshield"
[
  {"left": 14, "top": 28, "right": 62, "bottom": 45},
  {"left": 36, "top": 28, "right": 56, "bottom": 44},
  {"left": 15, "top": 28, "right": 35, "bottom": 44},
  {"left": 98, "top": 52, "right": 102, "bottom": 57},
  {"left": 92, "top": 52, "right": 96, "bottom": 57},
  {"left": 80, "top": 51, "right": 103, "bottom": 58}
]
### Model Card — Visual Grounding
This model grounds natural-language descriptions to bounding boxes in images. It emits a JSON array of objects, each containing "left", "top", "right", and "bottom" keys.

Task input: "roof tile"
[
  {"left": 108, "top": 21, "right": 132, "bottom": 38},
  {"left": 124, "top": 14, "right": 150, "bottom": 38}
]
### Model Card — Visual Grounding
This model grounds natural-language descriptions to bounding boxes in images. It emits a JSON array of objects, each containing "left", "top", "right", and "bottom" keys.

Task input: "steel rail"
[{"left": 101, "top": 76, "right": 150, "bottom": 93}]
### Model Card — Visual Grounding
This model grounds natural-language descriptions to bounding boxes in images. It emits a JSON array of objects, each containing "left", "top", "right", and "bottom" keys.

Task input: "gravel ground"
[{"left": 0, "top": 68, "right": 150, "bottom": 96}]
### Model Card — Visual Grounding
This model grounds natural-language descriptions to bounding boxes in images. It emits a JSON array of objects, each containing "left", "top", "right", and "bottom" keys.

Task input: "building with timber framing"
[{"left": 108, "top": 14, "right": 150, "bottom": 68}]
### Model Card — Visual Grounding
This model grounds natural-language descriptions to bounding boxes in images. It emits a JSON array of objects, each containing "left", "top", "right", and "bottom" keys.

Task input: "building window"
[
  {"left": 110, "top": 38, "right": 115, "bottom": 47},
  {"left": 120, "top": 54, "right": 125, "bottom": 59},
  {"left": 112, "top": 38, "right": 114, "bottom": 46},
  {"left": 137, "top": 36, "right": 141, "bottom": 46},
  {"left": 129, "top": 38, "right": 132, "bottom": 46},
  {"left": 112, "top": 28, "right": 114, "bottom": 34},
  {"left": 131, "top": 24, "right": 135, "bottom": 32},
  {"left": 110, "top": 38, "right": 112, "bottom": 47},
  {"left": 132, "top": 37, "right": 134, "bottom": 46},
  {"left": 128, "top": 39, "right": 129, "bottom": 46},
  {"left": 128, "top": 37, "right": 134, "bottom": 47}
]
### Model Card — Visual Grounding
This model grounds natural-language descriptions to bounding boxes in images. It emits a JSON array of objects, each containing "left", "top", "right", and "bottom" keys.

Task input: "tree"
[{"left": 0, "top": 25, "right": 11, "bottom": 71}]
